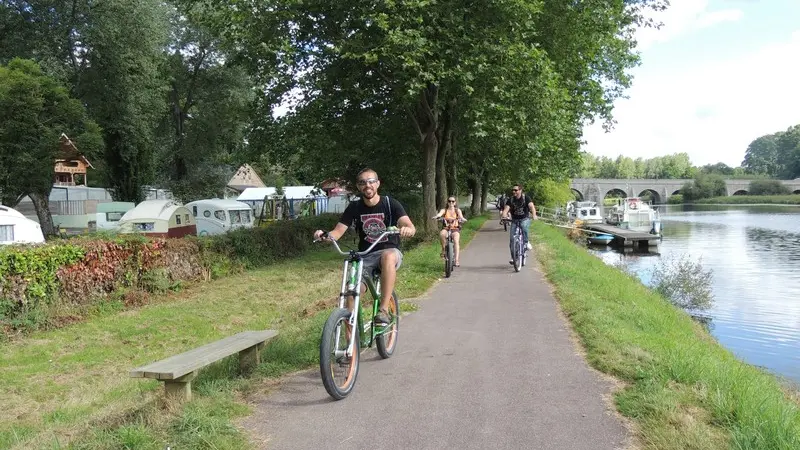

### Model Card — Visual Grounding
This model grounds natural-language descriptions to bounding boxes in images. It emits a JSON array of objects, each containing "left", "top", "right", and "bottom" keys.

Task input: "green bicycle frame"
[{"left": 337, "top": 258, "right": 394, "bottom": 355}]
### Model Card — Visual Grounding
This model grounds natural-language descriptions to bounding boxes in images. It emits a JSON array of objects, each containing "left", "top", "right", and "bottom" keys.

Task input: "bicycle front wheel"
[
  {"left": 514, "top": 237, "right": 523, "bottom": 272},
  {"left": 320, "top": 308, "right": 360, "bottom": 400},
  {"left": 376, "top": 290, "right": 399, "bottom": 359},
  {"left": 445, "top": 240, "right": 453, "bottom": 278}
]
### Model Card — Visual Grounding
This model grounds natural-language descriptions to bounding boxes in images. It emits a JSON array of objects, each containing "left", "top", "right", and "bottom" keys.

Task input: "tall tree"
[
  {"left": 79, "top": 0, "right": 169, "bottom": 202},
  {"left": 0, "top": 58, "right": 102, "bottom": 235},
  {"left": 742, "top": 133, "right": 783, "bottom": 177}
]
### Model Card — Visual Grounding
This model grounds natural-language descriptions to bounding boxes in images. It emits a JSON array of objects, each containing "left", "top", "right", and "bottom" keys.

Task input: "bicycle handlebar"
[{"left": 314, "top": 229, "right": 402, "bottom": 256}]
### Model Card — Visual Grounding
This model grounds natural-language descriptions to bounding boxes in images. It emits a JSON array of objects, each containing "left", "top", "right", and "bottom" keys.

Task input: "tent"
[
  {"left": 0, "top": 205, "right": 45, "bottom": 245},
  {"left": 117, "top": 200, "right": 197, "bottom": 238}
]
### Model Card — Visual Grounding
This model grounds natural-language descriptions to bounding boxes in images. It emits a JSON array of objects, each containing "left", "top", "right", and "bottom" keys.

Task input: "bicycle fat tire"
[
  {"left": 320, "top": 308, "right": 360, "bottom": 400},
  {"left": 376, "top": 290, "right": 399, "bottom": 358},
  {"left": 445, "top": 241, "right": 453, "bottom": 278}
]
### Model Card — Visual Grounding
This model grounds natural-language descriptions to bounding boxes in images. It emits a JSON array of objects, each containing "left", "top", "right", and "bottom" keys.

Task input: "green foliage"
[
  {"left": 528, "top": 179, "right": 574, "bottom": 208},
  {"left": 579, "top": 152, "right": 695, "bottom": 179},
  {"left": 749, "top": 179, "right": 791, "bottom": 196},
  {"left": 681, "top": 173, "right": 727, "bottom": 202},
  {"left": 650, "top": 255, "right": 714, "bottom": 311},
  {"left": 667, "top": 194, "right": 684, "bottom": 204},
  {"left": 0, "top": 214, "right": 341, "bottom": 335},
  {"left": 0, "top": 244, "right": 85, "bottom": 329},
  {"left": 0, "top": 58, "right": 102, "bottom": 214}
]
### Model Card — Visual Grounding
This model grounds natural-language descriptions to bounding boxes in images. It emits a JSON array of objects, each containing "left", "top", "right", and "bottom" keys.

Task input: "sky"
[{"left": 580, "top": 0, "right": 800, "bottom": 167}]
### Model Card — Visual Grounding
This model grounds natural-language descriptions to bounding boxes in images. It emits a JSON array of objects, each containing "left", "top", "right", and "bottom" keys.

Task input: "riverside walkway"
[{"left": 243, "top": 216, "right": 630, "bottom": 449}]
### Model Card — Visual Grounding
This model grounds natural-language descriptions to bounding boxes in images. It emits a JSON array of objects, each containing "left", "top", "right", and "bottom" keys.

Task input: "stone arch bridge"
[{"left": 570, "top": 178, "right": 800, "bottom": 204}]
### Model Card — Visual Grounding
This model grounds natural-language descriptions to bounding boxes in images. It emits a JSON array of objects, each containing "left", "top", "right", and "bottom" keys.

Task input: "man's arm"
[
  {"left": 397, "top": 215, "right": 416, "bottom": 238},
  {"left": 501, "top": 204, "right": 510, "bottom": 218},
  {"left": 528, "top": 201, "right": 537, "bottom": 220},
  {"left": 315, "top": 202, "right": 354, "bottom": 240}
]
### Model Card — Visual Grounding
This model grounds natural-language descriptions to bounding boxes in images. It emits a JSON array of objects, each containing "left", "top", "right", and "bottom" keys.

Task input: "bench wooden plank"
[{"left": 130, "top": 330, "right": 278, "bottom": 380}]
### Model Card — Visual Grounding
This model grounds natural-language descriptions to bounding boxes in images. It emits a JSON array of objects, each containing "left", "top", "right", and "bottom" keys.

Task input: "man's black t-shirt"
[
  {"left": 339, "top": 195, "right": 407, "bottom": 252},
  {"left": 505, "top": 194, "right": 532, "bottom": 219}
]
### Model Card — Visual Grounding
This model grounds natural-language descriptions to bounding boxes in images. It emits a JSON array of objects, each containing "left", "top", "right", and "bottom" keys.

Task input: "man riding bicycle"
[
  {"left": 314, "top": 168, "right": 416, "bottom": 324},
  {"left": 500, "top": 184, "right": 537, "bottom": 264}
]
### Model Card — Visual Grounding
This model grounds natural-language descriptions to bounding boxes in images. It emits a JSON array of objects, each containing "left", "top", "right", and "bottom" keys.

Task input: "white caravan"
[{"left": 186, "top": 199, "right": 255, "bottom": 236}]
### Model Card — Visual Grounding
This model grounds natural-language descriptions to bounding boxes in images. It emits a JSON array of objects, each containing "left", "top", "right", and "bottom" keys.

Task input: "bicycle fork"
[{"left": 335, "top": 260, "right": 363, "bottom": 360}]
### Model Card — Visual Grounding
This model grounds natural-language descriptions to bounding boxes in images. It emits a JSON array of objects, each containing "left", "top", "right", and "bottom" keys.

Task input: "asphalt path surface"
[{"left": 243, "top": 217, "right": 630, "bottom": 449}]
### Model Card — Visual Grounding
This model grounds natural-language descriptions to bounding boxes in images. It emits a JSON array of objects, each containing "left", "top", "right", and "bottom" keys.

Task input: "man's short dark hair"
[{"left": 357, "top": 168, "right": 378, "bottom": 180}]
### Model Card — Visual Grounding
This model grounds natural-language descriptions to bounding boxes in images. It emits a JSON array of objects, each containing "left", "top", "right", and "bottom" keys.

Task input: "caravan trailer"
[
  {"left": 186, "top": 199, "right": 254, "bottom": 236},
  {"left": 117, "top": 200, "right": 197, "bottom": 238},
  {"left": 0, "top": 205, "right": 45, "bottom": 245}
]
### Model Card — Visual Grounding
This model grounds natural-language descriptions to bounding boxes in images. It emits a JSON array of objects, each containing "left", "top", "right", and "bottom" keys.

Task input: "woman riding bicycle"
[{"left": 433, "top": 196, "right": 465, "bottom": 267}]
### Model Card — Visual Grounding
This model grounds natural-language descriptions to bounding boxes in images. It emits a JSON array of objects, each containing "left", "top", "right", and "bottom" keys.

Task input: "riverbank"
[
  {"left": 0, "top": 215, "right": 488, "bottom": 449},
  {"left": 531, "top": 221, "right": 800, "bottom": 449},
  {"left": 693, "top": 194, "right": 800, "bottom": 205}
]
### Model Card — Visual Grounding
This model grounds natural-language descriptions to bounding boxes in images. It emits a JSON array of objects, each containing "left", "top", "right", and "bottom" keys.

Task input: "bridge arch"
[
  {"left": 733, "top": 189, "right": 748, "bottom": 196},
  {"left": 672, "top": 189, "right": 682, "bottom": 196},
  {"left": 637, "top": 189, "right": 662, "bottom": 204},
  {"left": 604, "top": 188, "right": 628, "bottom": 200},
  {"left": 570, "top": 188, "right": 584, "bottom": 201}
]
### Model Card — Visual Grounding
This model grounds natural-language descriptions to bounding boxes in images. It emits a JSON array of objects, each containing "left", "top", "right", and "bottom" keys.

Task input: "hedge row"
[{"left": 0, "top": 214, "right": 340, "bottom": 335}]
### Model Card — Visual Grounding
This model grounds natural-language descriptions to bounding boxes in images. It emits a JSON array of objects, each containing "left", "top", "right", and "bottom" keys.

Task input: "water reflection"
[{"left": 586, "top": 204, "right": 800, "bottom": 383}]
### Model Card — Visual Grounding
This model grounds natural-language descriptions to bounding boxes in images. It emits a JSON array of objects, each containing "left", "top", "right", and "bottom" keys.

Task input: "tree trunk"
[
  {"left": 411, "top": 84, "right": 439, "bottom": 233},
  {"left": 470, "top": 174, "right": 482, "bottom": 216},
  {"left": 30, "top": 191, "right": 55, "bottom": 237},
  {"left": 435, "top": 99, "right": 455, "bottom": 209},
  {"left": 446, "top": 133, "right": 458, "bottom": 198},
  {"left": 480, "top": 170, "right": 489, "bottom": 212}
]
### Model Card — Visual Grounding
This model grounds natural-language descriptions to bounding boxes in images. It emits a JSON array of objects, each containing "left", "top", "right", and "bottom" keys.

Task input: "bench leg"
[
  {"left": 164, "top": 371, "right": 197, "bottom": 401},
  {"left": 239, "top": 342, "right": 264, "bottom": 373}
]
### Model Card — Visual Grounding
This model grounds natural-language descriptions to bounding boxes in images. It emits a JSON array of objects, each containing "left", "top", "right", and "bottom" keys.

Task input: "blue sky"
[{"left": 581, "top": 0, "right": 800, "bottom": 167}]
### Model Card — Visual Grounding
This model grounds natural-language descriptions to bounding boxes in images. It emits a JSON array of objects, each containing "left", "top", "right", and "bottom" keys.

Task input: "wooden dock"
[{"left": 581, "top": 223, "right": 661, "bottom": 249}]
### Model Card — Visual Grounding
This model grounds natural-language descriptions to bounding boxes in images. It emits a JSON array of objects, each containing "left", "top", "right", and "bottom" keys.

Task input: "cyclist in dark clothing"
[
  {"left": 500, "top": 184, "right": 537, "bottom": 264},
  {"left": 314, "top": 168, "right": 416, "bottom": 324}
]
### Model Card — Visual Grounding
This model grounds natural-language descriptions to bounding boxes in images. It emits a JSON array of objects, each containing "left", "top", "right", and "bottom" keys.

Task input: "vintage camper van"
[
  {"left": 117, "top": 200, "right": 196, "bottom": 238},
  {"left": 0, "top": 205, "right": 45, "bottom": 245},
  {"left": 90, "top": 201, "right": 135, "bottom": 231},
  {"left": 185, "top": 199, "right": 254, "bottom": 236}
]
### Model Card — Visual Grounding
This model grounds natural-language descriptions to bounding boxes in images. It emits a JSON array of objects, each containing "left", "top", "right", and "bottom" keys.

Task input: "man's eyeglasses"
[
  {"left": 357, "top": 178, "right": 378, "bottom": 187},
  {"left": 512, "top": 188, "right": 520, "bottom": 192}
]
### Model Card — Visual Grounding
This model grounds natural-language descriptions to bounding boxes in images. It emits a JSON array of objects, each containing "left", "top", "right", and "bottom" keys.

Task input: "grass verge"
[
  {"left": 531, "top": 221, "right": 800, "bottom": 450},
  {"left": 0, "top": 215, "right": 488, "bottom": 449},
  {"left": 693, "top": 194, "right": 800, "bottom": 205}
]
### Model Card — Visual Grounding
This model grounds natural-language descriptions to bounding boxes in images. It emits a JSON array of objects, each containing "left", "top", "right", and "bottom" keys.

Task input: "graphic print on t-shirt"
[{"left": 361, "top": 213, "right": 388, "bottom": 243}]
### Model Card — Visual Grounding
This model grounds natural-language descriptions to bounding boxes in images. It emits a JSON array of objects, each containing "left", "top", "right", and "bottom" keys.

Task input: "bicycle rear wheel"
[
  {"left": 445, "top": 240, "right": 454, "bottom": 278},
  {"left": 320, "top": 308, "right": 360, "bottom": 400},
  {"left": 376, "top": 290, "right": 399, "bottom": 358}
]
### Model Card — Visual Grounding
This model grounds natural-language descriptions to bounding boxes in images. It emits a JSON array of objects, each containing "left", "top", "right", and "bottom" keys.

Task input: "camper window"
[
  {"left": 214, "top": 210, "right": 226, "bottom": 221},
  {"left": 241, "top": 210, "right": 251, "bottom": 223},
  {"left": 184, "top": 214, "right": 189, "bottom": 224},
  {"left": 134, "top": 223, "right": 154, "bottom": 231},
  {"left": 106, "top": 212, "right": 123, "bottom": 222},
  {"left": 192, "top": 205, "right": 198, "bottom": 217},
  {"left": 230, "top": 210, "right": 241, "bottom": 224},
  {"left": 0, "top": 225, "right": 14, "bottom": 242},
  {"left": 176, "top": 215, "right": 182, "bottom": 225}
]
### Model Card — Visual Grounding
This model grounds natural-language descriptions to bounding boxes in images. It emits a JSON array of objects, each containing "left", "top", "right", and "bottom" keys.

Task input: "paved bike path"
[{"left": 243, "top": 217, "right": 630, "bottom": 449}]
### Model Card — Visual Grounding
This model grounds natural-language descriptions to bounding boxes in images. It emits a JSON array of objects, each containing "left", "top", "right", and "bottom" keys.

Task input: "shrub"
[
  {"left": 748, "top": 179, "right": 791, "bottom": 196},
  {"left": 650, "top": 254, "right": 714, "bottom": 311},
  {"left": 667, "top": 194, "right": 684, "bottom": 204},
  {"left": 0, "top": 214, "right": 342, "bottom": 335}
]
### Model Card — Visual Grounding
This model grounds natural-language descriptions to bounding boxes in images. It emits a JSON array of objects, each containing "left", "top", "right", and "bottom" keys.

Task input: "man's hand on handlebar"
[
  {"left": 399, "top": 226, "right": 415, "bottom": 238},
  {"left": 313, "top": 229, "right": 329, "bottom": 241}
]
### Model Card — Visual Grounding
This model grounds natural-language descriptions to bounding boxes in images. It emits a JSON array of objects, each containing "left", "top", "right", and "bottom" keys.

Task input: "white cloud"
[
  {"left": 635, "top": 0, "right": 744, "bottom": 50},
  {"left": 582, "top": 6, "right": 800, "bottom": 167}
]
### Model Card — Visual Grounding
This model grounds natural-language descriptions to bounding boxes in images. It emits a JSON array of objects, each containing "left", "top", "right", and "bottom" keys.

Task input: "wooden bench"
[{"left": 130, "top": 330, "right": 278, "bottom": 401}]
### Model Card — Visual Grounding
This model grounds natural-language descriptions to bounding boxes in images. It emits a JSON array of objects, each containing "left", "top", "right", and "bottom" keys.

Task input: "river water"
[{"left": 588, "top": 204, "right": 800, "bottom": 384}]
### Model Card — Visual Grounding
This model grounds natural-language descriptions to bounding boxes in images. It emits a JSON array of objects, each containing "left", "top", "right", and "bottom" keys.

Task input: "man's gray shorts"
[{"left": 362, "top": 248, "right": 403, "bottom": 277}]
